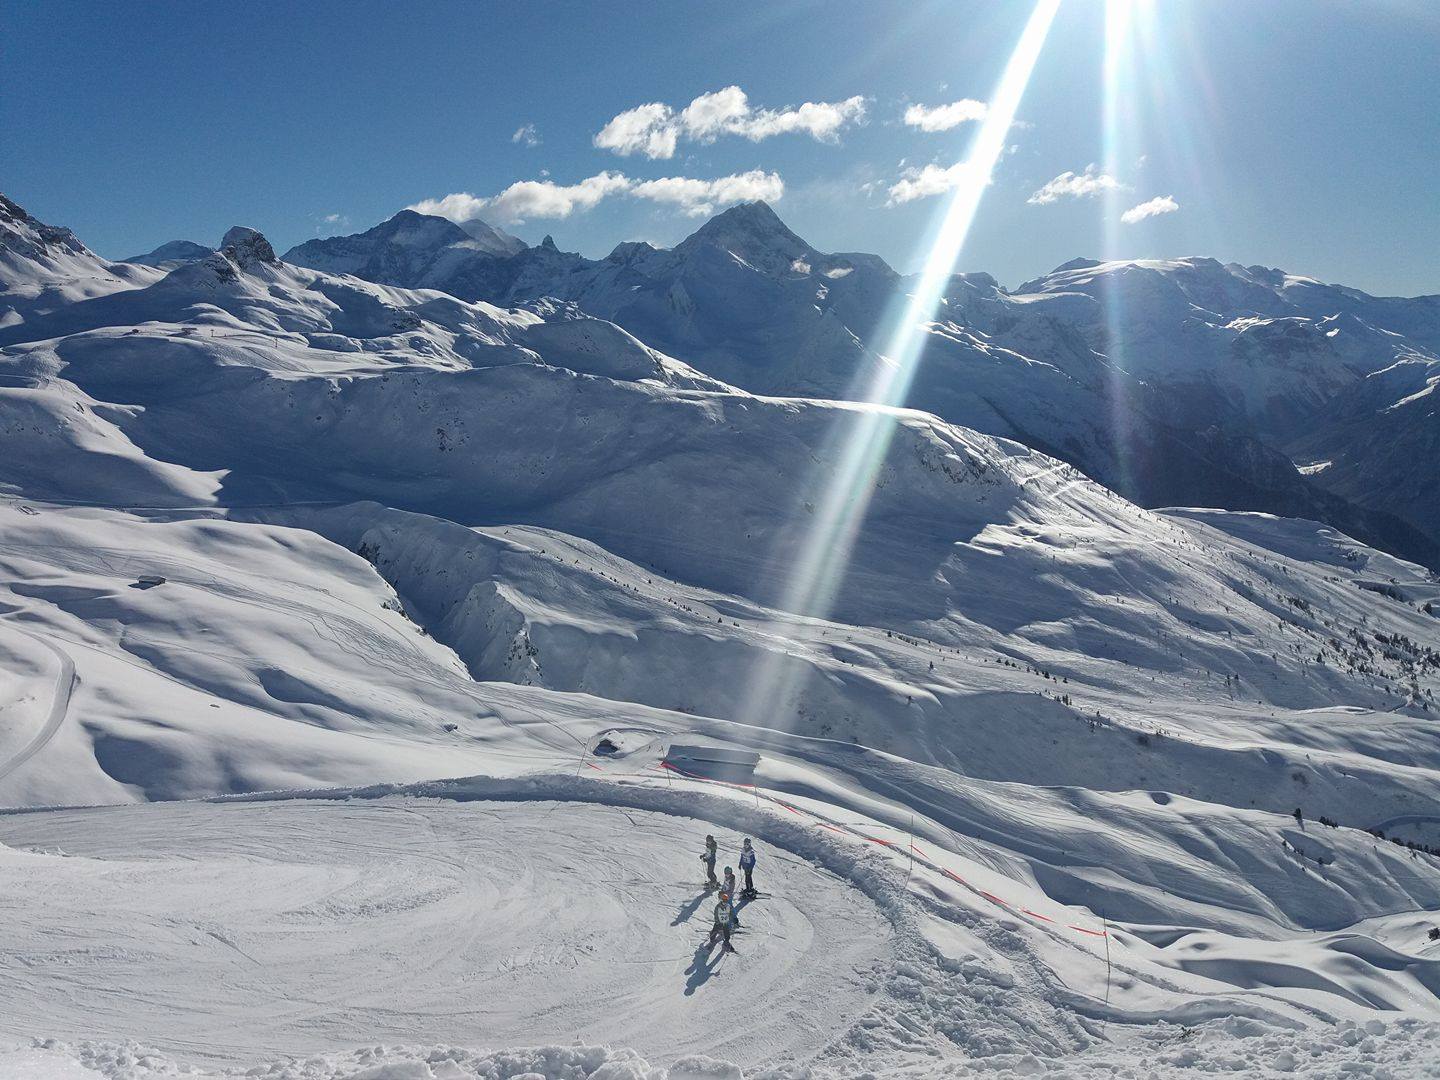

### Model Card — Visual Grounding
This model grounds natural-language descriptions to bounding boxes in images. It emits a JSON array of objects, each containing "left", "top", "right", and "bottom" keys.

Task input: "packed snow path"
[
  {"left": 0, "top": 622, "right": 75, "bottom": 784},
  {"left": 0, "top": 796, "right": 891, "bottom": 1072}
]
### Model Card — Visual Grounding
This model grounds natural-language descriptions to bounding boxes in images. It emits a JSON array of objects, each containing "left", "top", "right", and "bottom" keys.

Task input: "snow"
[
  {"left": 282, "top": 211, "right": 526, "bottom": 294},
  {"left": 287, "top": 202, "right": 1440, "bottom": 569},
  {"left": 0, "top": 797, "right": 889, "bottom": 1071},
  {"left": 2, "top": 196, "right": 1440, "bottom": 1078},
  {"left": 3, "top": 775, "right": 1440, "bottom": 1078},
  {"left": 1, "top": 194, "right": 164, "bottom": 328},
  {"left": 121, "top": 240, "right": 214, "bottom": 269}
]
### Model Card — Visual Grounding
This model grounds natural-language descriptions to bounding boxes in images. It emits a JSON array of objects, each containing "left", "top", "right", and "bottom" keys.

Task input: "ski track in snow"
[
  {"left": 0, "top": 797, "right": 891, "bottom": 1073},
  {"left": 0, "top": 620, "right": 76, "bottom": 783}
]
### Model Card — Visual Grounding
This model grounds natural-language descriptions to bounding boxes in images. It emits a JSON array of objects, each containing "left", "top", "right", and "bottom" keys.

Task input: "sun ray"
[
  {"left": 738, "top": 0, "right": 1062, "bottom": 729},
  {"left": 1102, "top": 0, "right": 1143, "bottom": 496}
]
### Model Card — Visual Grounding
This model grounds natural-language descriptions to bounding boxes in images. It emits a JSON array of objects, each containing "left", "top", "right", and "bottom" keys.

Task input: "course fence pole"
[
  {"left": 1101, "top": 906, "right": 1112, "bottom": 1036},
  {"left": 904, "top": 811, "right": 915, "bottom": 890}
]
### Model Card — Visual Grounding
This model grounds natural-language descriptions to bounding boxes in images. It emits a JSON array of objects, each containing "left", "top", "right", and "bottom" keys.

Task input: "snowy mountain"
[
  {"left": 1, "top": 193, "right": 163, "bottom": 327},
  {"left": 1006, "top": 257, "right": 1440, "bottom": 434},
  {"left": 3, "top": 194, "right": 1440, "bottom": 1078},
  {"left": 1290, "top": 351, "right": 1440, "bottom": 542},
  {"left": 282, "top": 208, "right": 526, "bottom": 291},
  {"left": 288, "top": 203, "right": 1440, "bottom": 570},
  {"left": 997, "top": 259, "right": 1440, "bottom": 556},
  {"left": 121, "top": 238, "right": 214, "bottom": 268}
]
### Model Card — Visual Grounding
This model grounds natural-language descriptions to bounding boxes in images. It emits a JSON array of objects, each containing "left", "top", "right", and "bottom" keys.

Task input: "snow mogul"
[
  {"left": 700, "top": 834, "right": 718, "bottom": 887},
  {"left": 709, "top": 890, "right": 736, "bottom": 952},
  {"left": 739, "top": 838, "right": 757, "bottom": 896}
]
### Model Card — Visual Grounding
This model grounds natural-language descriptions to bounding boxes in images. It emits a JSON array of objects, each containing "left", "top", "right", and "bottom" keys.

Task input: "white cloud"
[
  {"left": 407, "top": 192, "right": 493, "bottom": 221},
  {"left": 1027, "top": 164, "right": 1122, "bottom": 205},
  {"left": 485, "top": 172, "right": 633, "bottom": 222},
  {"left": 511, "top": 124, "right": 540, "bottom": 148},
  {"left": 1121, "top": 194, "right": 1179, "bottom": 224},
  {"left": 738, "top": 96, "right": 867, "bottom": 142},
  {"left": 677, "top": 86, "right": 750, "bottom": 141},
  {"left": 593, "top": 86, "right": 866, "bottom": 159},
  {"left": 409, "top": 169, "right": 784, "bottom": 224},
  {"left": 321, "top": 213, "right": 346, "bottom": 225},
  {"left": 903, "top": 99, "right": 988, "bottom": 132},
  {"left": 630, "top": 169, "right": 784, "bottom": 216},
  {"left": 886, "top": 160, "right": 991, "bottom": 206},
  {"left": 593, "top": 102, "right": 678, "bottom": 159}
]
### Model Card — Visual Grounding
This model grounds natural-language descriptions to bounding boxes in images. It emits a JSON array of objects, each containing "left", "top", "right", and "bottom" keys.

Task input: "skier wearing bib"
[
  {"left": 709, "top": 891, "right": 736, "bottom": 951},
  {"left": 722, "top": 867, "right": 740, "bottom": 927},
  {"left": 700, "top": 835, "right": 718, "bottom": 887},
  {"left": 739, "top": 838, "right": 757, "bottom": 896}
]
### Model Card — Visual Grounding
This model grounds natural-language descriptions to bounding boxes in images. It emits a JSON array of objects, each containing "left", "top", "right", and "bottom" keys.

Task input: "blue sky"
[{"left": 6, "top": 1, "right": 1437, "bottom": 295}]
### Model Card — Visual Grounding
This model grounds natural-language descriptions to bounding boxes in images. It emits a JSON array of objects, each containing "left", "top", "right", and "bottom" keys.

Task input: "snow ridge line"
[{"left": 645, "top": 759, "right": 1109, "bottom": 939}]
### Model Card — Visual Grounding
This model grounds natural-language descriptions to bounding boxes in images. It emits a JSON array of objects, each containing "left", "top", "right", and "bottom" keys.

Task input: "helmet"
[
  {"left": 742, "top": 838, "right": 753, "bottom": 847},
  {"left": 725, "top": 866, "right": 733, "bottom": 874},
  {"left": 706, "top": 834, "right": 715, "bottom": 842}
]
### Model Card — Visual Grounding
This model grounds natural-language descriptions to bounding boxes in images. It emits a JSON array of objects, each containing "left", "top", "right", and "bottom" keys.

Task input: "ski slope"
[
  {"left": 2, "top": 772, "right": 1439, "bottom": 1079},
  {"left": 0, "top": 797, "right": 890, "bottom": 1072}
]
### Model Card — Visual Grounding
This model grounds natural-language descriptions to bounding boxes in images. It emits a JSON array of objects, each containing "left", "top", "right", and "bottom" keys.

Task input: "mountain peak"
[
  {"left": 0, "top": 192, "right": 114, "bottom": 299},
  {"left": 375, "top": 210, "right": 471, "bottom": 247},
  {"left": 219, "top": 226, "right": 278, "bottom": 269},
  {"left": 676, "top": 201, "right": 814, "bottom": 270},
  {"left": 123, "top": 239, "right": 213, "bottom": 268},
  {"left": 606, "top": 240, "right": 657, "bottom": 264},
  {"left": 684, "top": 200, "right": 794, "bottom": 244},
  {"left": 1, "top": 192, "right": 92, "bottom": 261},
  {"left": 709, "top": 199, "right": 784, "bottom": 226}
]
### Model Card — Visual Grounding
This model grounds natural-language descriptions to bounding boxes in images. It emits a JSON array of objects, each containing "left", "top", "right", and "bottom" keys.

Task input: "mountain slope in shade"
[
  {"left": 1005, "top": 257, "right": 1440, "bottom": 434},
  {"left": 1290, "top": 352, "right": 1440, "bottom": 541},
  {"left": 1001, "top": 258, "right": 1440, "bottom": 551}
]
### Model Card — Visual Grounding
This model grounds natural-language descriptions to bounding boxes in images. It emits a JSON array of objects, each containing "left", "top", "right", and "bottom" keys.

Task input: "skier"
[
  {"left": 700, "top": 834, "right": 718, "bottom": 887},
  {"left": 722, "top": 866, "right": 740, "bottom": 927},
  {"left": 739, "top": 837, "right": 757, "bottom": 896},
  {"left": 708, "top": 890, "right": 736, "bottom": 952}
]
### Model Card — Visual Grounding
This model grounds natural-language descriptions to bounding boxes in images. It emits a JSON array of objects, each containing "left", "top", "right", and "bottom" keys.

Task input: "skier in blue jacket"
[{"left": 739, "top": 838, "right": 757, "bottom": 896}]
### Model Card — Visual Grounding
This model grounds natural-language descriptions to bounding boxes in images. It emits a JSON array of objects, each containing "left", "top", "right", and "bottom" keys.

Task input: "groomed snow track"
[
  {"left": 5, "top": 773, "right": 1440, "bottom": 1079},
  {"left": 0, "top": 784, "right": 897, "bottom": 1075}
]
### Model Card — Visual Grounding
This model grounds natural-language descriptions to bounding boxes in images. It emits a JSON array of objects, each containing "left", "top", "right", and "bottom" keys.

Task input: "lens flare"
[
  {"left": 738, "top": 0, "right": 1061, "bottom": 728},
  {"left": 1102, "top": 0, "right": 1143, "bottom": 495}
]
